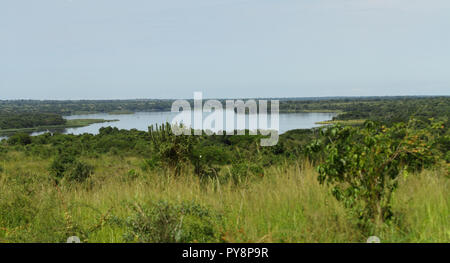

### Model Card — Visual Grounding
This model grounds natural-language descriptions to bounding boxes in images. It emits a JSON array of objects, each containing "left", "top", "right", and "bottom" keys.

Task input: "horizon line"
[{"left": 1, "top": 95, "right": 449, "bottom": 102}]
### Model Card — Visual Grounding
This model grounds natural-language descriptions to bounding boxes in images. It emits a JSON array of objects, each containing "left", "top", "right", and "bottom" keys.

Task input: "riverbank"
[
  {"left": 0, "top": 119, "right": 118, "bottom": 136},
  {"left": 315, "top": 119, "right": 365, "bottom": 125}
]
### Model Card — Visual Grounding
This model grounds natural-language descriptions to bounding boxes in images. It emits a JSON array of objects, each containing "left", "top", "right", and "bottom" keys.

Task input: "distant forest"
[{"left": 0, "top": 96, "right": 448, "bottom": 130}]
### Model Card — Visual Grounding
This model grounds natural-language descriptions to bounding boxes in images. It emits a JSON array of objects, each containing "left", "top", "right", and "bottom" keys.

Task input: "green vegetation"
[
  {"left": 1, "top": 96, "right": 448, "bottom": 124},
  {"left": 0, "top": 99, "right": 173, "bottom": 115},
  {"left": 0, "top": 96, "right": 447, "bottom": 136},
  {"left": 0, "top": 113, "right": 65, "bottom": 129},
  {"left": 65, "top": 119, "right": 117, "bottom": 128},
  {"left": 108, "top": 110, "right": 134, "bottom": 115},
  {"left": 0, "top": 96, "right": 448, "bottom": 243},
  {"left": 315, "top": 119, "right": 365, "bottom": 125},
  {"left": 0, "top": 151, "right": 447, "bottom": 243},
  {"left": 313, "top": 120, "right": 443, "bottom": 231},
  {"left": 280, "top": 96, "right": 449, "bottom": 126},
  {"left": 123, "top": 200, "right": 223, "bottom": 243},
  {"left": 65, "top": 119, "right": 118, "bottom": 127},
  {"left": 0, "top": 119, "right": 117, "bottom": 136}
]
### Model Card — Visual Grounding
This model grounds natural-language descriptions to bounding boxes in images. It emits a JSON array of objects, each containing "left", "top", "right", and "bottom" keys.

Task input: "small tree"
[{"left": 314, "top": 119, "right": 442, "bottom": 229}]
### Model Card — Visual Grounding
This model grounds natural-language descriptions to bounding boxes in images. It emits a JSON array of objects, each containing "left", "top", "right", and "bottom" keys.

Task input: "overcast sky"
[{"left": 1, "top": 0, "right": 449, "bottom": 99}]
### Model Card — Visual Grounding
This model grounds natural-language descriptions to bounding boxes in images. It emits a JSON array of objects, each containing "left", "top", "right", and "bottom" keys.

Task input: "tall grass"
[{"left": 0, "top": 152, "right": 448, "bottom": 243}]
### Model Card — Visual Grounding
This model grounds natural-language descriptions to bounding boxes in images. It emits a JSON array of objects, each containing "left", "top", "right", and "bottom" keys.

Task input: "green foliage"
[
  {"left": 0, "top": 192, "right": 37, "bottom": 228},
  {"left": 124, "top": 169, "right": 140, "bottom": 181},
  {"left": 230, "top": 160, "right": 264, "bottom": 185},
  {"left": 65, "top": 161, "right": 93, "bottom": 183},
  {"left": 0, "top": 113, "right": 65, "bottom": 129},
  {"left": 0, "top": 97, "right": 448, "bottom": 243},
  {"left": 49, "top": 153, "right": 76, "bottom": 179},
  {"left": 1, "top": 97, "right": 448, "bottom": 124},
  {"left": 0, "top": 99, "right": 174, "bottom": 116},
  {"left": 0, "top": 144, "right": 7, "bottom": 154},
  {"left": 124, "top": 200, "right": 222, "bottom": 243},
  {"left": 149, "top": 123, "right": 197, "bottom": 175},
  {"left": 192, "top": 145, "right": 230, "bottom": 179},
  {"left": 279, "top": 96, "right": 449, "bottom": 126},
  {"left": 314, "top": 119, "right": 443, "bottom": 229},
  {"left": 49, "top": 153, "right": 93, "bottom": 182},
  {"left": 7, "top": 133, "right": 32, "bottom": 146},
  {"left": 140, "top": 157, "right": 161, "bottom": 172}
]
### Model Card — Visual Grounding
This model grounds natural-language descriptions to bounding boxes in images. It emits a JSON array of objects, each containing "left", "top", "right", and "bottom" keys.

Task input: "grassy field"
[{"left": 0, "top": 152, "right": 448, "bottom": 243}]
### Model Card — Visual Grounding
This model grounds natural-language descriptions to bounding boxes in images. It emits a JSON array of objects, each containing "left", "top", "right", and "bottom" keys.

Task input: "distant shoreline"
[
  {"left": 0, "top": 119, "right": 118, "bottom": 136},
  {"left": 0, "top": 95, "right": 448, "bottom": 102}
]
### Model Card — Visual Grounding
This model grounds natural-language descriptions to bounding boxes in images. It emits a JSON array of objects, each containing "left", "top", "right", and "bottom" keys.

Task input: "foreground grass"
[{"left": 0, "top": 152, "right": 448, "bottom": 243}]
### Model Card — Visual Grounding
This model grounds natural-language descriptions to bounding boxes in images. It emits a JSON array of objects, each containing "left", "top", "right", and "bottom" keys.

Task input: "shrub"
[
  {"left": 124, "top": 200, "right": 222, "bottom": 243},
  {"left": 149, "top": 123, "right": 197, "bottom": 175},
  {"left": 65, "top": 161, "right": 93, "bottom": 183},
  {"left": 191, "top": 146, "right": 230, "bottom": 179},
  {"left": 49, "top": 153, "right": 93, "bottom": 182},
  {"left": 0, "top": 145, "right": 8, "bottom": 155},
  {"left": 314, "top": 120, "right": 443, "bottom": 230},
  {"left": 140, "top": 156, "right": 161, "bottom": 172},
  {"left": 49, "top": 153, "right": 76, "bottom": 179},
  {"left": 230, "top": 160, "right": 264, "bottom": 185},
  {"left": 7, "top": 133, "right": 32, "bottom": 146}
]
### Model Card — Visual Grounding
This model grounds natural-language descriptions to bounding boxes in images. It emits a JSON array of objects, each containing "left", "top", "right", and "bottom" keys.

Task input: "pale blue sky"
[{"left": 1, "top": 0, "right": 449, "bottom": 99}]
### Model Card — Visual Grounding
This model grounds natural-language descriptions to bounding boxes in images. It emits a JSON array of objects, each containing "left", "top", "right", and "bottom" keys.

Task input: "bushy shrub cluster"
[
  {"left": 312, "top": 119, "right": 444, "bottom": 230},
  {"left": 49, "top": 153, "right": 93, "bottom": 183},
  {"left": 123, "top": 200, "right": 223, "bottom": 243},
  {"left": 7, "top": 133, "right": 32, "bottom": 146}
]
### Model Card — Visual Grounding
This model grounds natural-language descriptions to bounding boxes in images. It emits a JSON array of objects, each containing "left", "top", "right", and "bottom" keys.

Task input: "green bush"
[
  {"left": 314, "top": 119, "right": 443, "bottom": 230},
  {"left": 124, "top": 200, "right": 222, "bottom": 243},
  {"left": 230, "top": 160, "right": 264, "bottom": 185},
  {"left": 49, "top": 153, "right": 93, "bottom": 182},
  {"left": 140, "top": 156, "right": 161, "bottom": 172},
  {"left": 191, "top": 145, "right": 230, "bottom": 179},
  {"left": 65, "top": 161, "right": 93, "bottom": 183},
  {"left": 149, "top": 123, "right": 198, "bottom": 175},
  {"left": 7, "top": 133, "right": 32, "bottom": 146},
  {"left": 49, "top": 153, "right": 76, "bottom": 179}
]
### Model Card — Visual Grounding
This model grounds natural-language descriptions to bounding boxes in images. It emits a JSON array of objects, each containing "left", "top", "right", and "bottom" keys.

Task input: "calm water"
[{"left": 0, "top": 111, "right": 336, "bottom": 140}]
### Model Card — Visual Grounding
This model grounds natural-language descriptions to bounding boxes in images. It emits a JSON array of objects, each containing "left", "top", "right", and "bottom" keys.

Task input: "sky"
[{"left": 1, "top": 0, "right": 449, "bottom": 99}]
